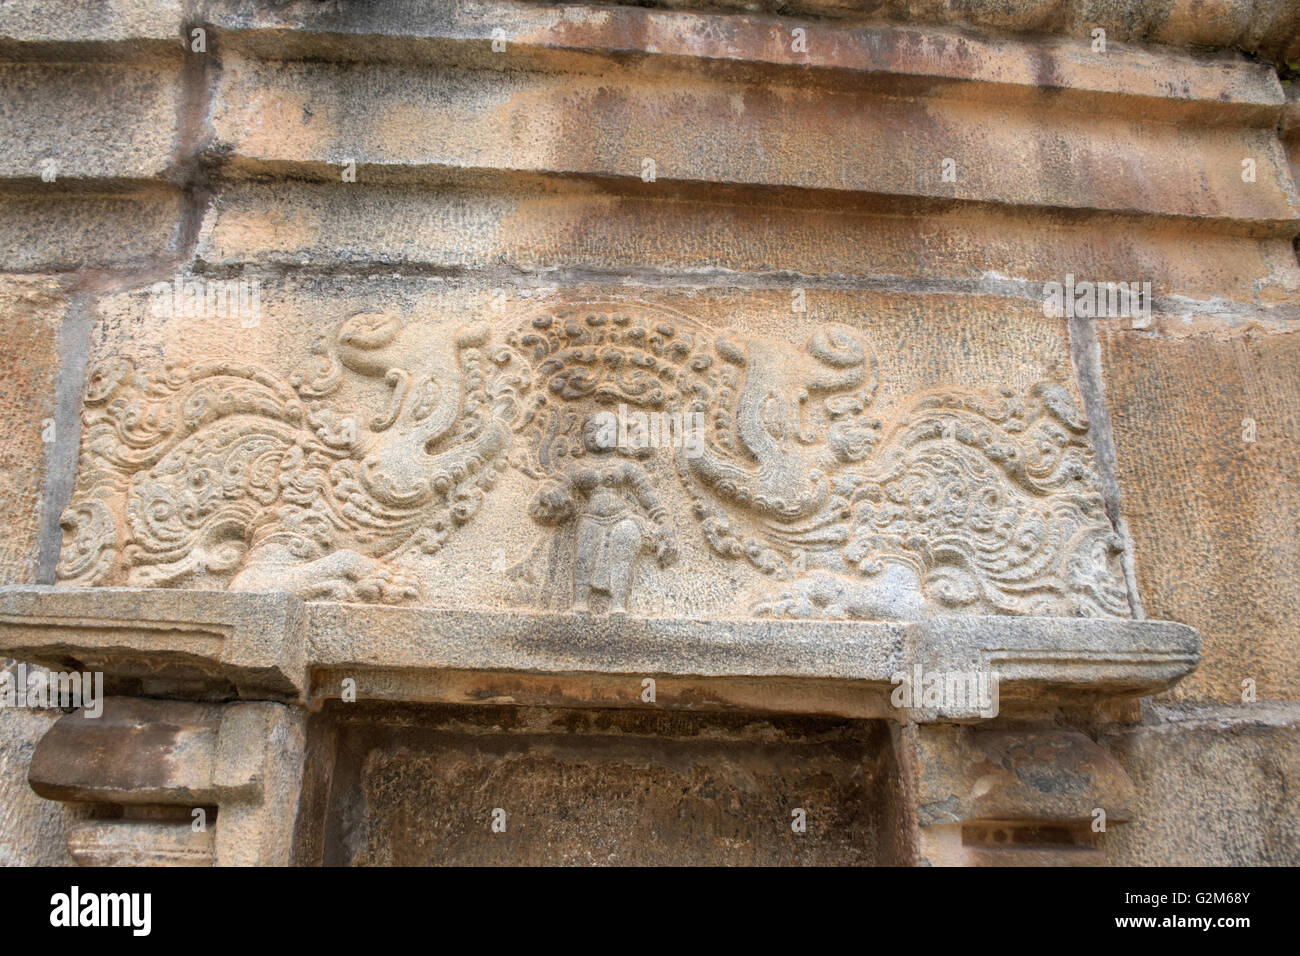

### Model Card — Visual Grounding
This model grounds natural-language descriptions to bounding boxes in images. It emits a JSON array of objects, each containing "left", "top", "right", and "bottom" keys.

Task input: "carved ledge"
[
  {"left": 0, "top": 585, "right": 1200, "bottom": 720},
  {"left": 65, "top": 821, "right": 215, "bottom": 868},
  {"left": 0, "top": 586, "right": 305, "bottom": 700}
]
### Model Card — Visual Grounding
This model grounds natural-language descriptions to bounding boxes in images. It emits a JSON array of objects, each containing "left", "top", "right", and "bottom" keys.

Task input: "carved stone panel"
[{"left": 58, "top": 286, "right": 1130, "bottom": 621}]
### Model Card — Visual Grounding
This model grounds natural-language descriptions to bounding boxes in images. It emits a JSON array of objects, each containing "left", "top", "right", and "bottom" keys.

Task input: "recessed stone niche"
[{"left": 304, "top": 704, "right": 903, "bottom": 867}]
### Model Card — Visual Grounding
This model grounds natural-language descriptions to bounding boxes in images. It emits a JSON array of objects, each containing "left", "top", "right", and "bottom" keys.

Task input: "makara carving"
[{"left": 58, "top": 300, "right": 1131, "bottom": 619}]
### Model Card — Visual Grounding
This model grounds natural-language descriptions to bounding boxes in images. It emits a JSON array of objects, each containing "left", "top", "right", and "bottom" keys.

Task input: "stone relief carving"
[
  {"left": 59, "top": 312, "right": 524, "bottom": 602},
  {"left": 524, "top": 414, "right": 678, "bottom": 614},
  {"left": 57, "top": 299, "right": 1131, "bottom": 619}
]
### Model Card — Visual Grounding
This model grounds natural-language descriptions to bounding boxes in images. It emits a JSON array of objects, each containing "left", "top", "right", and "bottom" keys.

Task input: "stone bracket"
[{"left": 28, "top": 696, "right": 306, "bottom": 867}]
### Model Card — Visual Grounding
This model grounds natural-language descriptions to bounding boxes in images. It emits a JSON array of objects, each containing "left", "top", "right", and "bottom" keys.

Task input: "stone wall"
[{"left": 0, "top": 0, "right": 1296, "bottom": 866}]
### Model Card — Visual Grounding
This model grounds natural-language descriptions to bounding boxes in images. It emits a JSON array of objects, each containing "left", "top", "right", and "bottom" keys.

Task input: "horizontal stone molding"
[
  {"left": 208, "top": 51, "right": 1298, "bottom": 226},
  {"left": 64, "top": 820, "right": 215, "bottom": 867},
  {"left": 472, "top": 0, "right": 1300, "bottom": 67},
  {"left": 3, "top": 0, "right": 1295, "bottom": 66},
  {"left": 3, "top": 2, "right": 1294, "bottom": 233},
  {"left": 0, "top": 59, "right": 185, "bottom": 184},
  {"left": 206, "top": 1, "right": 1286, "bottom": 113},
  {"left": 0, "top": 586, "right": 1200, "bottom": 719},
  {"left": 0, "top": 0, "right": 183, "bottom": 52},
  {"left": 0, "top": 585, "right": 306, "bottom": 699}
]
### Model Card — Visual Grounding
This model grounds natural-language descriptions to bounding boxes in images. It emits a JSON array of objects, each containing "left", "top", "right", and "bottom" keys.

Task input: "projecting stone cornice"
[
  {"left": 618, "top": 0, "right": 1300, "bottom": 65},
  {"left": 2, "top": 2, "right": 1294, "bottom": 228},
  {"left": 0, "top": 585, "right": 1200, "bottom": 720},
  {"left": 197, "top": 0, "right": 1300, "bottom": 70}
]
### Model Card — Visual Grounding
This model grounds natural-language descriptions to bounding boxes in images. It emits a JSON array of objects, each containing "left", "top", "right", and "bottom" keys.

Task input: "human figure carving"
[
  {"left": 57, "top": 298, "right": 1131, "bottom": 618},
  {"left": 528, "top": 415, "right": 677, "bottom": 614}
]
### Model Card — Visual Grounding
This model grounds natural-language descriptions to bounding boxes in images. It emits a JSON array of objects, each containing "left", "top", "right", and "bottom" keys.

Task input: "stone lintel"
[{"left": 0, "top": 586, "right": 1199, "bottom": 720}]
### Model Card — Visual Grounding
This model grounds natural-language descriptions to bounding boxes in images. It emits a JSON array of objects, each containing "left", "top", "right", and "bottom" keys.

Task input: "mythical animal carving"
[
  {"left": 58, "top": 299, "right": 1131, "bottom": 619},
  {"left": 684, "top": 329, "right": 874, "bottom": 522},
  {"left": 742, "top": 377, "right": 1131, "bottom": 619},
  {"left": 58, "top": 312, "right": 527, "bottom": 603},
  {"left": 503, "top": 301, "right": 1130, "bottom": 619}
]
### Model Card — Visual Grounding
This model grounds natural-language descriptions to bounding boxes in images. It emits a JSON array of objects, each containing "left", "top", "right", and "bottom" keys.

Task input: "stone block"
[
  {"left": 0, "top": 586, "right": 308, "bottom": 699},
  {"left": 0, "top": 59, "right": 183, "bottom": 183},
  {"left": 59, "top": 281, "right": 1134, "bottom": 628},
  {"left": 65, "top": 819, "right": 213, "bottom": 867},
  {"left": 1102, "top": 705, "right": 1300, "bottom": 865},
  {"left": 0, "top": 190, "right": 184, "bottom": 272},
  {"left": 28, "top": 697, "right": 223, "bottom": 805},
  {"left": 0, "top": 276, "right": 63, "bottom": 585},
  {"left": 0, "top": 0, "right": 1286, "bottom": 870},
  {"left": 0, "top": 583, "right": 1200, "bottom": 719},
  {"left": 212, "top": 701, "right": 306, "bottom": 867},
  {"left": 516, "top": 0, "right": 1300, "bottom": 64},
  {"left": 194, "top": 182, "right": 1300, "bottom": 311},
  {"left": 1097, "top": 324, "right": 1300, "bottom": 703},
  {"left": 30, "top": 695, "right": 307, "bottom": 866},
  {"left": 0, "top": 0, "right": 183, "bottom": 51},
  {"left": 209, "top": 48, "right": 1295, "bottom": 223},
  {"left": 0, "top": 659, "right": 72, "bottom": 866},
  {"left": 909, "top": 724, "right": 1136, "bottom": 827}
]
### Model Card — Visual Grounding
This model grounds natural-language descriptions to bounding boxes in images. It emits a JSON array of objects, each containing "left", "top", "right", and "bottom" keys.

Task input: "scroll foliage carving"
[
  {"left": 60, "top": 313, "right": 526, "bottom": 603},
  {"left": 58, "top": 300, "right": 1130, "bottom": 619}
]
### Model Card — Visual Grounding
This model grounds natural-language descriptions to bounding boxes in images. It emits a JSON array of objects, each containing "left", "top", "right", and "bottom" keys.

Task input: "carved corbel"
[{"left": 28, "top": 696, "right": 307, "bottom": 867}]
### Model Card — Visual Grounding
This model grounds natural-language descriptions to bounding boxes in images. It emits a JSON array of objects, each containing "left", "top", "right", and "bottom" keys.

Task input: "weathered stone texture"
[
  {"left": 204, "top": 0, "right": 1300, "bottom": 80},
  {"left": 901, "top": 721, "right": 1139, "bottom": 866},
  {"left": 1098, "top": 324, "right": 1300, "bottom": 704},
  {"left": 27, "top": 696, "right": 307, "bottom": 866},
  {"left": 0, "top": 59, "right": 183, "bottom": 182},
  {"left": 0, "top": 191, "right": 184, "bottom": 273},
  {"left": 0, "top": 0, "right": 1296, "bottom": 867},
  {"left": 0, "top": 660, "right": 73, "bottom": 866},
  {"left": 64, "top": 820, "right": 212, "bottom": 867},
  {"left": 210, "top": 52, "right": 1295, "bottom": 223},
  {"left": 195, "top": 183, "right": 1300, "bottom": 309},
  {"left": 0, "top": 0, "right": 183, "bottom": 50},
  {"left": 0, "top": 276, "right": 62, "bottom": 584},
  {"left": 65, "top": 279, "right": 1131, "bottom": 625},
  {"left": 1103, "top": 704, "right": 1300, "bottom": 865},
  {"left": 566, "top": 0, "right": 1300, "bottom": 64},
  {"left": 318, "top": 704, "right": 905, "bottom": 866},
  {"left": 0, "top": 277, "right": 71, "bottom": 868}
]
